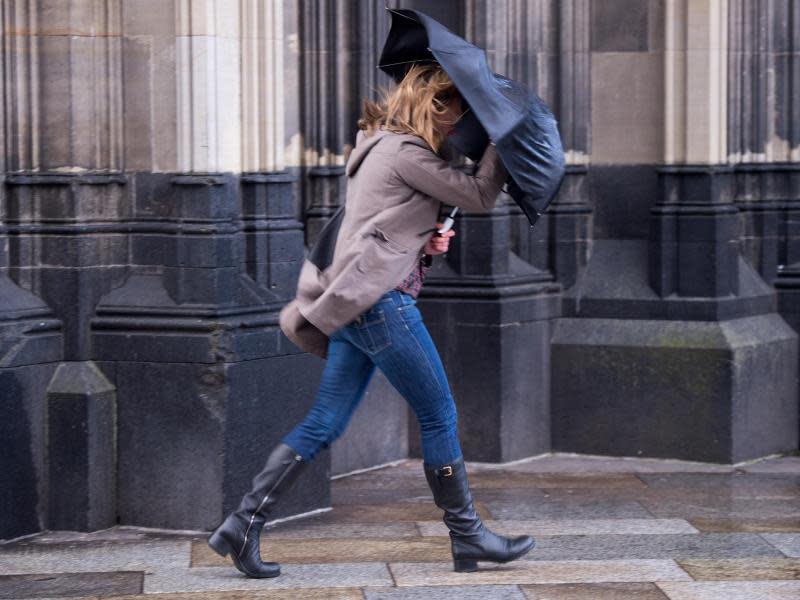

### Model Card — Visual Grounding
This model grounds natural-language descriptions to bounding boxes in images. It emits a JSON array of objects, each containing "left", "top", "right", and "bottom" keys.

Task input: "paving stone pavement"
[{"left": 2, "top": 452, "right": 800, "bottom": 599}]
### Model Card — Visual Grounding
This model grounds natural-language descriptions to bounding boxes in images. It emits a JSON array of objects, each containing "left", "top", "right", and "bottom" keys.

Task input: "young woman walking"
[{"left": 208, "top": 63, "right": 535, "bottom": 578}]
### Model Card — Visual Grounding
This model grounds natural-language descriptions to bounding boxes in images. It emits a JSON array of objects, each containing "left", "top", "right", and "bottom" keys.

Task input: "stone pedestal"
[
  {"left": 45, "top": 362, "right": 116, "bottom": 531},
  {"left": 553, "top": 315, "right": 797, "bottom": 463},
  {"left": 90, "top": 173, "right": 330, "bottom": 530},
  {"left": 552, "top": 166, "right": 799, "bottom": 463},
  {"left": 414, "top": 201, "right": 562, "bottom": 463},
  {"left": 0, "top": 283, "right": 61, "bottom": 539},
  {"left": 0, "top": 182, "right": 63, "bottom": 539}
]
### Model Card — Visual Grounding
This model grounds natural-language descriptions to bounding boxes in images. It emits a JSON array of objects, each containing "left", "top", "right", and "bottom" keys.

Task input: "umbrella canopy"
[{"left": 378, "top": 8, "right": 565, "bottom": 226}]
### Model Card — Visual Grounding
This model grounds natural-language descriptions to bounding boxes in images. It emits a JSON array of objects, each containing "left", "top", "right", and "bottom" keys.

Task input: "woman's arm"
[{"left": 394, "top": 142, "right": 508, "bottom": 213}]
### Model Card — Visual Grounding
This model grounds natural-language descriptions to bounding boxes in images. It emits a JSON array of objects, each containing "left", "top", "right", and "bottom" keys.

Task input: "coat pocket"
[
  {"left": 356, "top": 226, "right": 411, "bottom": 276},
  {"left": 369, "top": 226, "right": 411, "bottom": 255}
]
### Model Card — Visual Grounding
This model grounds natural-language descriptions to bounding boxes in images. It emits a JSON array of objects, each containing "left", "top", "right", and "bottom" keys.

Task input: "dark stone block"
[
  {"left": 676, "top": 240, "right": 739, "bottom": 297},
  {"left": 552, "top": 315, "right": 798, "bottom": 462},
  {"left": 591, "top": 0, "right": 649, "bottom": 52},
  {"left": 33, "top": 266, "right": 129, "bottom": 359},
  {"left": 162, "top": 265, "right": 239, "bottom": 305},
  {"left": 459, "top": 243, "right": 509, "bottom": 275},
  {"left": 0, "top": 571, "right": 143, "bottom": 599},
  {"left": 5, "top": 181, "right": 72, "bottom": 221},
  {"left": 0, "top": 364, "right": 59, "bottom": 540},
  {"left": 415, "top": 286, "right": 559, "bottom": 462},
  {"left": 9, "top": 234, "right": 129, "bottom": 267},
  {"left": 266, "top": 260, "right": 304, "bottom": 299},
  {"left": 658, "top": 166, "right": 736, "bottom": 205},
  {"left": 677, "top": 213, "right": 740, "bottom": 243},
  {"left": 133, "top": 234, "right": 240, "bottom": 268},
  {"left": 223, "top": 354, "right": 331, "bottom": 520},
  {"left": 115, "top": 361, "right": 227, "bottom": 529},
  {"left": 93, "top": 328, "right": 218, "bottom": 364},
  {"left": 590, "top": 165, "right": 657, "bottom": 240},
  {"left": 172, "top": 173, "right": 239, "bottom": 221},
  {"left": 267, "top": 229, "right": 305, "bottom": 263},
  {"left": 456, "top": 212, "right": 511, "bottom": 243},
  {"left": 114, "top": 353, "right": 330, "bottom": 529},
  {"left": 131, "top": 172, "right": 177, "bottom": 218},
  {"left": 46, "top": 362, "right": 116, "bottom": 531},
  {"left": 648, "top": 238, "right": 676, "bottom": 297},
  {"left": 241, "top": 172, "right": 297, "bottom": 219}
]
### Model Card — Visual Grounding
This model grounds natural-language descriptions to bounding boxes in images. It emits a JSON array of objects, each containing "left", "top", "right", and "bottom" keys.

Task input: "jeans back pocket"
[{"left": 353, "top": 308, "right": 392, "bottom": 354}]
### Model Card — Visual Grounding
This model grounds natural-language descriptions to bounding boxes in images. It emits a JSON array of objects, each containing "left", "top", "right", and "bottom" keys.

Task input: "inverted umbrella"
[{"left": 379, "top": 8, "right": 566, "bottom": 226}]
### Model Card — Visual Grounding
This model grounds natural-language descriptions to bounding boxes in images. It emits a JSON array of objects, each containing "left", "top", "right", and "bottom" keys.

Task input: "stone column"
[
  {"left": 0, "top": 0, "right": 124, "bottom": 537},
  {"left": 87, "top": 0, "right": 327, "bottom": 530},
  {"left": 404, "top": 0, "right": 561, "bottom": 462},
  {"left": 295, "top": 0, "right": 394, "bottom": 245},
  {"left": 725, "top": 0, "right": 800, "bottom": 437},
  {"left": 547, "top": 0, "right": 592, "bottom": 296},
  {"left": 553, "top": 0, "right": 797, "bottom": 463},
  {"left": 296, "top": 0, "right": 356, "bottom": 243}
]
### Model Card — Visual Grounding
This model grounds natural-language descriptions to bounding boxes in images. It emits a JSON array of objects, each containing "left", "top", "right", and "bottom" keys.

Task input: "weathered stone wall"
[{"left": 1, "top": 0, "right": 797, "bottom": 540}]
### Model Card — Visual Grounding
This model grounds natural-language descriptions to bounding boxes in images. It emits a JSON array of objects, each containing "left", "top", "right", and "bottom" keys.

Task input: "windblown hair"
[{"left": 358, "top": 63, "right": 460, "bottom": 155}]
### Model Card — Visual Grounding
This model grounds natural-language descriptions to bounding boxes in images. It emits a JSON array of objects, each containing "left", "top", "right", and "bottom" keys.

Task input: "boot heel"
[
  {"left": 208, "top": 530, "right": 233, "bottom": 557},
  {"left": 453, "top": 558, "right": 478, "bottom": 572}
]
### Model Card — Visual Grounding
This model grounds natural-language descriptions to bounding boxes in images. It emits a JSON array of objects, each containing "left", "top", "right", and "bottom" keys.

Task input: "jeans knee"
[{"left": 418, "top": 404, "right": 458, "bottom": 437}]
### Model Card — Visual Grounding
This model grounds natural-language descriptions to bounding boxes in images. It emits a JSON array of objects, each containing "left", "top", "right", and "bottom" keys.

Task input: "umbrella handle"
[{"left": 436, "top": 207, "right": 459, "bottom": 235}]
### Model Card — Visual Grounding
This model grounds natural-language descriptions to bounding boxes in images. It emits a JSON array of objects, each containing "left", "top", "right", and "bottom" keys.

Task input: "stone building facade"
[{"left": 2, "top": 0, "right": 798, "bottom": 540}]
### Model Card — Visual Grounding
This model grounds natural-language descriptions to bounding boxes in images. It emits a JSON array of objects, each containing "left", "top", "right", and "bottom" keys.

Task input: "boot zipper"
[{"left": 239, "top": 456, "right": 303, "bottom": 556}]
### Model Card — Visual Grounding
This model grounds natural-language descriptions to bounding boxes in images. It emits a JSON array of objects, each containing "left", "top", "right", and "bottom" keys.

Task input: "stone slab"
[
  {"left": 496, "top": 452, "right": 733, "bottom": 474},
  {"left": 0, "top": 570, "right": 142, "bottom": 598},
  {"left": 468, "top": 472, "right": 646, "bottom": 489},
  {"left": 321, "top": 503, "right": 492, "bottom": 523},
  {"left": 489, "top": 533, "right": 780, "bottom": 561},
  {"left": 192, "top": 537, "right": 450, "bottom": 566},
  {"left": 677, "top": 558, "right": 800, "bottom": 580},
  {"left": 484, "top": 499, "right": 653, "bottom": 519},
  {"left": 689, "top": 518, "right": 800, "bottom": 533},
  {"left": 741, "top": 457, "right": 800, "bottom": 474},
  {"left": 520, "top": 582, "right": 670, "bottom": 599},
  {"left": 536, "top": 483, "right": 799, "bottom": 503},
  {"left": 416, "top": 519, "right": 698, "bottom": 537},
  {"left": 331, "top": 488, "right": 439, "bottom": 506},
  {"left": 639, "top": 498, "right": 800, "bottom": 519},
  {"left": 143, "top": 563, "right": 392, "bottom": 593},
  {"left": 111, "top": 589, "right": 363, "bottom": 600},
  {"left": 388, "top": 559, "right": 691, "bottom": 586},
  {"left": 266, "top": 522, "right": 420, "bottom": 540},
  {"left": 637, "top": 472, "right": 800, "bottom": 489},
  {"left": 0, "top": 541, "right": 191, "bottom": 574},
  {"left": 364, "top": 585, "right": 527, "bottom": 599},
  {"left": 761, "top": 534, "right": 800, "bottom": 557},
  {"left": 656, "top": 581, "right": 800, "bottom": 600}
]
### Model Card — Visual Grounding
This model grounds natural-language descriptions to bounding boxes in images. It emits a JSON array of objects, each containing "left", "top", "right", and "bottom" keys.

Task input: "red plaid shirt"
[{"left": 394, "top": 254, "right": 433, "bottom": 299}]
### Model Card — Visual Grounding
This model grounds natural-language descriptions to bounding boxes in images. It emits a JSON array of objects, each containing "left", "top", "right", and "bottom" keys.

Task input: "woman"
[{"left": 208, "top": 64, "right": 535, "bottom": 578}]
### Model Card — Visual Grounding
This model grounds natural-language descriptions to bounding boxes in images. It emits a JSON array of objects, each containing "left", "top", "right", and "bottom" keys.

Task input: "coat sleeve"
[{"left": 394, "top": 142, "right": 508, "bottom": 213}]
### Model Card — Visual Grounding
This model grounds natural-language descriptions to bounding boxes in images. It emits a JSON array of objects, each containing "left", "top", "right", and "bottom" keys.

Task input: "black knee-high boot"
[
  {"left": 208, "top": 443, "right": 306, "bottom": 578},
  {"left": 424, "top": 457, "right": 535, "bottom": 572}
]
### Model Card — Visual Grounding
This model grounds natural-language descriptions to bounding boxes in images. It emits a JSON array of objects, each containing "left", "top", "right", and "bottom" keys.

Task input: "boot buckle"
[{"left": 440, "top": 465, "right": 453, "bottom": 477}]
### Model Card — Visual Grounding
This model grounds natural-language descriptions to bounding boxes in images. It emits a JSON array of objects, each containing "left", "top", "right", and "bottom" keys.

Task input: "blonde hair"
[{"left": 358, "top": 64, "right": 460, "bottom": 155}]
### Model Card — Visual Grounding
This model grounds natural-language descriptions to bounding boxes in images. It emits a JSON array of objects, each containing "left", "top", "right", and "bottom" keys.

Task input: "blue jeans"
[{"left": 282, "top": 290, "right": 462, "bottom": 466}]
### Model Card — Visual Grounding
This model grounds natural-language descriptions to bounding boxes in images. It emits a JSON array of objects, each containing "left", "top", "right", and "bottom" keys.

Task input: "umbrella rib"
[
  {"left": 386, "top": 8, "right": 419, "bottom": 23},
  {"left": 377, "top": 58, "right": 436, "bottom": 69}
]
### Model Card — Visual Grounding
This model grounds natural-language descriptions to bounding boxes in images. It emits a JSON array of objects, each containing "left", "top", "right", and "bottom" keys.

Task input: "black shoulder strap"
[{"left": 308, "top": 204, "right": 346, "bottom": 271}]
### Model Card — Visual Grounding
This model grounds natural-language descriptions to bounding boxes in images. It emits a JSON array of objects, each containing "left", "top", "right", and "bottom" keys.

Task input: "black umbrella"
[{"left": 378, "top": 8, "right": 566, "bottom": 227}]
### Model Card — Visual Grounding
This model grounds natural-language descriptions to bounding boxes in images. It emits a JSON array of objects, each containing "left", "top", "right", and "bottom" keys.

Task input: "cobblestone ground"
[{"left": 2, "top": 453, "right": 800, "bottom": 599}]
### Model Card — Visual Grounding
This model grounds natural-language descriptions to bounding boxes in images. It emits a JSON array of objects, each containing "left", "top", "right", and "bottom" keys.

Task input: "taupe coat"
[{"left": 279, "top": 126, "right": 508, "bottom": 359}]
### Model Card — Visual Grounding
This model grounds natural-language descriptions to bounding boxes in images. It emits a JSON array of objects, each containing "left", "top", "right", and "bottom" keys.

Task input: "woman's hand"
[{"left": 424, "top": 224, "right": 456, "bottom": 256}]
